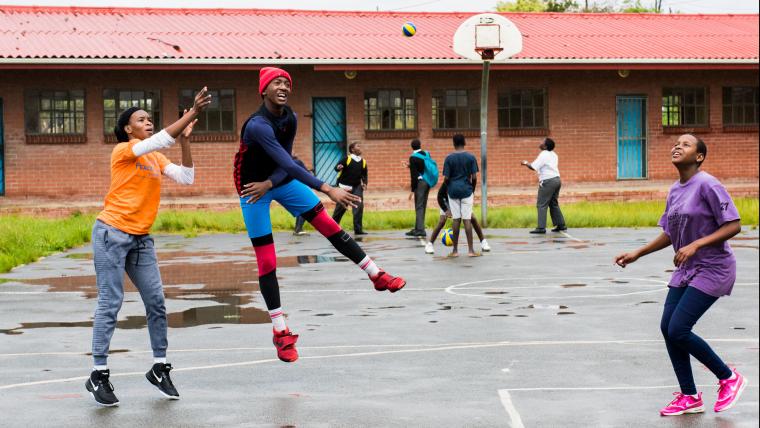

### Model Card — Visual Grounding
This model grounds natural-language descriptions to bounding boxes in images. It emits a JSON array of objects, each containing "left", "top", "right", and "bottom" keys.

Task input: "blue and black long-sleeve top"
[{"left": 234, "top": 104, "right": 323, "bottom": 194}]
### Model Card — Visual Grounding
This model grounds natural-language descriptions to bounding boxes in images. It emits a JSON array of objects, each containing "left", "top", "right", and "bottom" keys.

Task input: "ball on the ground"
[
  {"left": 402, "top": 22, "right": 416, "bottom": 37},
  {"left": 440, "top": 228, "right": 454, "bottom": 246}
]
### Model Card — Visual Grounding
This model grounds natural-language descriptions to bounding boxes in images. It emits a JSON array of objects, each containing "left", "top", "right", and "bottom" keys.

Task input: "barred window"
[
  {"left": 364, "top": 90, "right": 417, "bottom": 131},
  {"left": 179, "top": 89, "right": 236, "bottom": 132},
  {"left": 723, "top": 86, "right": 758, "bottom": 126},
  {"left": 662, "top": 87, "right": 708, "bottom": 127},
  {"left": 24, "top": 90, "right": 85, "bottom": 134},
  {"left": 497, "top": 89, "right": 546, "bottom": 129},
  {"left": 432, "top": 89, "right": 480, "bottom": 130},
  {"left": 103, "top": 89, "right": 161, "bottom": 133}
]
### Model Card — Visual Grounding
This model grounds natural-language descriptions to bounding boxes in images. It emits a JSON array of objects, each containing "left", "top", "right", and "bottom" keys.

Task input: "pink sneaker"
[
  {"left": 660, "top": 392, "right": 704, "bottom": 416},
  {"left": 714, "top": 369, "right": 747, "bottom": 412}
]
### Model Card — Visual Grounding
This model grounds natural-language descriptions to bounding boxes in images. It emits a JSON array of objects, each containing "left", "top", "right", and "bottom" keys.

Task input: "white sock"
[
  {"left": 93, "top": 365, "right": 107, "bottom": 371},
  {"left": 359, "top": 256, "right": 381, "bottom": 277},
  {"left": 688, "top": 393, "right": 699, "bottom": 399},
  {"left": 728, "top": 372, "right": 737, "bottom": 380},
  {"left": 154, "top": 357, "right": 166, "bottom": 365},
  {"left": 269, "top": 307, "right": 288, "bottom": 332}
]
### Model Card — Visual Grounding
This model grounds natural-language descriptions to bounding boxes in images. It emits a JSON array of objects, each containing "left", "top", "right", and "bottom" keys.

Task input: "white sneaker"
[
  {"left": 424, "top": 242, "right": 435, "bottom": 254},
  {"left": 480, "top": 239, "right": 491, "bottom": 252}
]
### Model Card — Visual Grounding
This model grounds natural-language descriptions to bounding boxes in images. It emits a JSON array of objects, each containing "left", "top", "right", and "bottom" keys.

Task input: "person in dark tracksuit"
[
  {"left": 332, "top": 142, "right": 368, "bottom": 235},
  {"left": 406, "top": 139, "right": 429, "bottom": 237}
]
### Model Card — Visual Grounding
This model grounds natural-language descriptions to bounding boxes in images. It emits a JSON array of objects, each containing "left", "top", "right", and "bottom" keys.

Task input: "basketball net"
[{"left": 475, "top": 48, "right": 502, "bottom": 61}]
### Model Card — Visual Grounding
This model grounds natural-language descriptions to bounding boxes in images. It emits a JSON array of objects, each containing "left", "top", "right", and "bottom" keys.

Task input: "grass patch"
[
  {"left": 1, "top": 198, "right": 757, "bottom": 274},
  {"left": 0, "top": 212, "right": 95, "bottom": 273}
]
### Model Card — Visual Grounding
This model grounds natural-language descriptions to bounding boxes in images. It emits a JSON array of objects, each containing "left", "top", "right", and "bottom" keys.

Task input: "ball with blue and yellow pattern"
[
  {"left": 440, "top": 228, "right": 454, "bottom": 246},
  {"left": 402, "top": 22, "right": 417, "bottom": 37}
]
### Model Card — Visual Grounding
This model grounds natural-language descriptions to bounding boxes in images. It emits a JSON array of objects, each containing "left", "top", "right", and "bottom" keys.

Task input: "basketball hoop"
[
  {"left": 452, "top": 13, "right": 523, "bottom": 228},
  {"left": 475, "top": 23, "right": 503, "bottom": 61},
  {"left": 453, "top": 14, "right": 523, "bottom": 61}
]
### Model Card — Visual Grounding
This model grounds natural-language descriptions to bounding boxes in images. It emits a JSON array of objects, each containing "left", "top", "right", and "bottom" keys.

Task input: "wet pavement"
[{"left": 0, "top": 229, "right": 758, "bottom": 427}]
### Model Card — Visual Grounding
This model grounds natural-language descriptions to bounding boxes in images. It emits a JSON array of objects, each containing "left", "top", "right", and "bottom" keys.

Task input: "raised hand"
[
  {"left": 180, "top": 109, "right": 198, "bottom": 139},
  {"left": 193, "top": 87, "right": 213, "bottom": 113}
]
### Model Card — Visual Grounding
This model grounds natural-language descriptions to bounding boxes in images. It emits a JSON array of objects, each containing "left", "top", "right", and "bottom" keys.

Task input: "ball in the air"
[
  {"left": 440, "top": 228, "right": 454, "bottom": 246},
  {"left": 402, "top": 22, "right": 417, "bottom": 37}
]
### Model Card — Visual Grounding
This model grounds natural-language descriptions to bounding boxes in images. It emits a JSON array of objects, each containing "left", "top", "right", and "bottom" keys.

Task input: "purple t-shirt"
[{"left": 658, "top": 171, "right": 740, "bottom": 297}]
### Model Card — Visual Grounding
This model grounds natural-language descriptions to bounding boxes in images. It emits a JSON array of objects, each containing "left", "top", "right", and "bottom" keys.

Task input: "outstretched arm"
[
  {"left": 133, "top": 88, "right": 211, "bottom": 157},
  {"left": 614, "top": 232, "right": 672, "bottom": 268}
]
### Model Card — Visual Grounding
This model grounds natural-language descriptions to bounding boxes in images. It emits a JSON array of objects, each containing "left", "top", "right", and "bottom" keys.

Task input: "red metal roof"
[{"left": 0, "top": 6, "right": 757, "bottom": 66}]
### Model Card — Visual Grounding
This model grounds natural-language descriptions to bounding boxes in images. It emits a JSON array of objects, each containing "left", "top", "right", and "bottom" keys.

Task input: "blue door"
[
  {"left": 616, "top": 96, "right": 647, "bottom": 179},
  {"left": 0, "top": 98, "right": 4, "bottom": 195},
  {"left": 312, "top": 98, "right": 346, "bottom": 186}
]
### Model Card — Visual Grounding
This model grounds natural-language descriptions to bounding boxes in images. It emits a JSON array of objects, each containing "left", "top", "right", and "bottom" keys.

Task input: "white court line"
[
  {"left": 445, "top": 276, "right": 669, "bottom": 300},
  {"left": 498, "top": 390, "right": 525, "bottom": 428},
  {"left": 2, "top": 338, "right": 757, "bottom": 389},
  {"left": 560, "top": 231, "right": 584, "bottom": 243}
]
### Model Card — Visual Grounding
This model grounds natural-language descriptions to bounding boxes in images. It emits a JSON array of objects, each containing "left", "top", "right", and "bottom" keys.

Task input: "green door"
[{"left": 312, "top": 98, "right": 347, "bottom": 185}]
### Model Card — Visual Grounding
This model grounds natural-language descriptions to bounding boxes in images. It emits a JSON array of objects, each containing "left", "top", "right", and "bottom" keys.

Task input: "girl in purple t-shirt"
[{"left": 615, "top": 134, "right": 747, "bottom": 417}]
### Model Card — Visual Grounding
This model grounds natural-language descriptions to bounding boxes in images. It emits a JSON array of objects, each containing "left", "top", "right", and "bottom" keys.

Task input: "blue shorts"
[{"left": 240, "top": 179, "right": 320, "bottom": 239}]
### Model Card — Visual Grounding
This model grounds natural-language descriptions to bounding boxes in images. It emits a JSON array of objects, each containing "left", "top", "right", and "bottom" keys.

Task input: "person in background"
[
  {"left": 332, "top": 142, "right": 368, "bottom": 235},
  {"left": 406, "top": 139, "right": 430, "bottom": 237},
  {"left": 424, "top": 180, "right": 490, "bottom": 255},
  {"left": 292, "top": 154, "right": 312, "bottom": 236},
  {"left": 442, "top": 134, "right": 479, "bottom": 257},
  {"left": 520, "top": 137, "right": 567, "bottom": 234}
]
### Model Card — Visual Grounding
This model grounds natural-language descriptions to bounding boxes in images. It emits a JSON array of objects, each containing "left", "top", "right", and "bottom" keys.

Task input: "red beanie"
[{"left": 259, "top": 67, "right": 292, "bottom": 97}]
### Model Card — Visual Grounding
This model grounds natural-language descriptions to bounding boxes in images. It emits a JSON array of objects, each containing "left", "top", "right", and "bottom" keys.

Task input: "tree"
[{"left": 496, "top": 0, "right": 665, "bottom": 13}]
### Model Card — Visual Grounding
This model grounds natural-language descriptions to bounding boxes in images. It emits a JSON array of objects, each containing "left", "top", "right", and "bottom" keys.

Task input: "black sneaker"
[
  {"left": 529, "top": 228, "right": 547, "bottom": 234},
  {"left": 85, "top": 369, "right": 119, "bottom": 407},
  {"left": 405, "top": 229, "right": 417, "bottom": 236},
  {"left": 146, "top": 363, "right": 180, "bottom": 400},
  {"left": 354, "top": 230, "right": 368, "bottom": 236},
  {"left": 412, "top": 230, "right": 427, "bottom": 237},
  {"left": 551, "top": 226, "right": 567, "bottom": 232}
]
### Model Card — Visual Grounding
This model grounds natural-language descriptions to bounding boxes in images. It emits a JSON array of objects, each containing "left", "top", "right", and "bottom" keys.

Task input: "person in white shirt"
[{"left": 521, "top": 138, "right": 567, "bottom": 234}]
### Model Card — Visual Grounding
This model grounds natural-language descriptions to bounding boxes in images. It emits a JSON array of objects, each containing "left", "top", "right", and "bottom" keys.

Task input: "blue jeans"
[
  {"left": 91, "top": 220, "right": 167, "bottom": 365},
  {"left": 661, "top": 286, "right": 733, "bottom": 395}
]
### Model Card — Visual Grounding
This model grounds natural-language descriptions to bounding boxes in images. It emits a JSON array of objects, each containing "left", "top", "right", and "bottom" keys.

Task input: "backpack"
[
  {"left": 411, "top": 151, "right": 439, "bottom": 188},
  {"left": 336, "top": 156, "right": 366, "bottom": 179}
]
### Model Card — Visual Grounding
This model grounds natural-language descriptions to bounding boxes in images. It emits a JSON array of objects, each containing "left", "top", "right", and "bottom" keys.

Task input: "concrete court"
[{"left": 0, "top": 228, "right": 757, "bottom": 427}]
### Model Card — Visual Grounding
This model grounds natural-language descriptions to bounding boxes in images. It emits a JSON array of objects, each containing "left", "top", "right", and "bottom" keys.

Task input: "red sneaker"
[
  {"left": 272, "top": 328, "right": 299, "bottom": 362},
  {"left": 371, "top": 271, "right": 406, "bottom": 293}
]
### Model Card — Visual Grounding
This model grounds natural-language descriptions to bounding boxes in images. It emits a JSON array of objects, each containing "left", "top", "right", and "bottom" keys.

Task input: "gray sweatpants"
[
  {"left": 91, "top": 220, "right": 167, "bottom": 365},
  {"left": 536, "top": 176, "right": 566, "bottom": 230}
]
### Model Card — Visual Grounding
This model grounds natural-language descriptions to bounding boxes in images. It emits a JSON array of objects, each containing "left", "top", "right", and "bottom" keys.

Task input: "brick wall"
[{"left": 0, "top": 67, "right": 756, "bottom": 198}]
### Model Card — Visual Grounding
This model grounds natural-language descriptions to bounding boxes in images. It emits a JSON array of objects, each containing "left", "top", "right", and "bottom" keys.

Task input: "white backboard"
[{"left": 453, "top": 13, "right": 523, "bottom": 61}]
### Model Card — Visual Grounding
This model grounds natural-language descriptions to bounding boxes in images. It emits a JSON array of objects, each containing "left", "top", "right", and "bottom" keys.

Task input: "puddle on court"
[
  {"left": 560, "top": 283, "right": 586, "bottom": 288},
  {"left": 525, "top": 304, "right": 569, "bottom": 310},
  {"left": 2, "top": 252, "right": 347, "bottom": 335}
]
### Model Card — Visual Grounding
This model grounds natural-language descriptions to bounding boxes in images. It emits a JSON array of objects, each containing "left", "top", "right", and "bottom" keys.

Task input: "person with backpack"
[
  {"left": 332, "top": 142, "right": 368, "bottom": 235},
  {"left": 443, "top": 134, "right": 479, "bottom": 257},
  {"left": 406, "top": 139, "right": 438, "bottom": 237},
  {"left": 235, "top": 67, "right": 406, "bottom": 363}
]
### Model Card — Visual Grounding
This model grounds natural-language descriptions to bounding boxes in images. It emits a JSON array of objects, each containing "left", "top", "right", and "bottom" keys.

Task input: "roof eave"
[{"left": 0, "top": 57, "right": 756, "bottom": 71}]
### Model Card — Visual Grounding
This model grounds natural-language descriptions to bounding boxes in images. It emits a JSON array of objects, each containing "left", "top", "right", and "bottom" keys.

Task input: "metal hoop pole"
[{"left": 479, "top": 59, "right": 490, "bottom": 227}]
